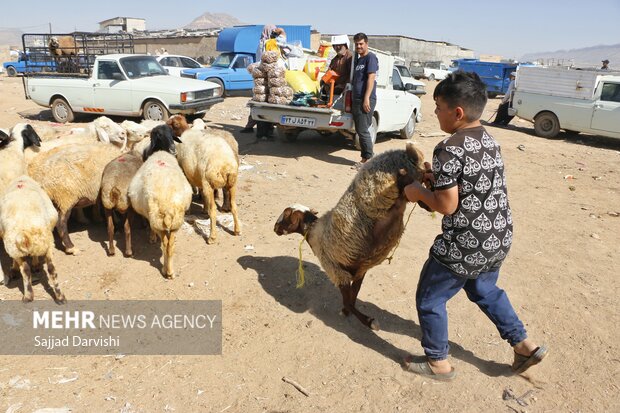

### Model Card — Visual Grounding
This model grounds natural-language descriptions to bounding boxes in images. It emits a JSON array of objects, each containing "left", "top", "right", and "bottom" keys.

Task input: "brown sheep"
[
  {"left": 48, "top": 36, "right": 77, "bottom": 56},
  {"left": 274, "top": 142, "right": 425, "bottom": 330}
]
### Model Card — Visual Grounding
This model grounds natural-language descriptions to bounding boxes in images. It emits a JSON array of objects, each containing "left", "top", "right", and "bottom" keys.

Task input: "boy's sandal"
[
  {"left": 403, "top": 359, "right": 457, "bottom": 382},
  {"left": 511, "top": 345, "right": 548, "bottom": 374}
]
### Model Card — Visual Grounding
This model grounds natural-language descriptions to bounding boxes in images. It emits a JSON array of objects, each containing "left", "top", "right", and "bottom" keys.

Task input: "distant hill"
[
  {"left": 0, "top": 29, "right": 22, "bottom": 47},
  {"left": 184, "top": 12, "right": 244, "bottom": 30},
  {"left": 521, "top": 43, "right": 620, "bottom": 68}
]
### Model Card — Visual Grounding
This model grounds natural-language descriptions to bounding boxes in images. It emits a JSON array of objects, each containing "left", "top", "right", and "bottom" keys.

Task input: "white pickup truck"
[
  {"left": 510, "top": 66, "right": 620, "bottom": 139},
  {"left": 249, "top": 49, "right": 423, "bottom": 148},
  {"left": 24, "top": 54, "right": 224, "bottom": 123}
]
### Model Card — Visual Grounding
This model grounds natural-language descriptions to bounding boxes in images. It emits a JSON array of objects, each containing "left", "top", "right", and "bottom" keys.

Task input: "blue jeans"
[{"left": 416, "top": 257, "right": 527, "bottom": 360}]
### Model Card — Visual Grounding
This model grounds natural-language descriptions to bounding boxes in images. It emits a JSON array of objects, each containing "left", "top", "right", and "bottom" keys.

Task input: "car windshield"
[
  {"left": 120, "top": 56, "right": 167, "bottom": 79},
  {"left": 211, "top": 53, "right": 234, "bottom": 68},
  {"left": 397, "top": 66, "right": 412, "bottom": 77}
]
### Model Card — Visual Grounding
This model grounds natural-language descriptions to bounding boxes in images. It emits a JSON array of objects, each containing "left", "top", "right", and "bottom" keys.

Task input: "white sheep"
[
  {"left": 128, "top": 125, "right": 192, "bottom": 278},
  {"left": 100, "top": 152, "right": 143, "bottom": 257},
  {"left": 0, "top": 123, "right": 42, "bottom": 196},
  {"left": 274, "top": 142, "right": 425, "bottom": 330},
  {"left": 176, "top": 128, "right": 241, "bottom": 244},
  {"left": 28, "top": 143, "right": 122, "bottom": 254},
  {"left": 0, "top": 175, "right": 65, "bottom": 303}
]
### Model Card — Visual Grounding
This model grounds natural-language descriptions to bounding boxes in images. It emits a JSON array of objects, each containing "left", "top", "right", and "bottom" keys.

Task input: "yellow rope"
[
  {"left": 296, "top": 229, "right": 309, "bottom": 288},
  {"left": 385, "top": 203, "right": 417, "bottom": 264}
]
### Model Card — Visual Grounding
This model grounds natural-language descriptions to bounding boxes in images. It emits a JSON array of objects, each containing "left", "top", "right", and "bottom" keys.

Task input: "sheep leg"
[
  {"left": 45, "top": 252, "right": 66, "bottom": 304},
  {"left": 340, "top": 276, "right": 380, "bottom": 330},
  {"left": 339, "top": 284, "right": 352, "bottom": 317},
  {"left": 221, "top": 188, "right": 232, "bottom": 212},
  {"left": 160, "top": 231, "right": 175, "bottom": 279},
  {"left": 57, "top": 209, "right": 76, "bottom": 255},
  {"left": 228, "top": 184, "right": 241, "bottom": 236},
  {"left": 31, "top": 256, "right": 43, "bottom": 273},
  {"left": 149, "top": 228, "right": 158, "bottom": 244},
  {"left": 17, "top": 258, "right": 34, "bottom": 303},
  {"left": 74, "top": 207, "right": 90, "bottom": 225},
  {"left": 105, "top": 208, "right": 116, "bottom": 256},
  {"left": 123, "top": 209, "right": 133, "bottom": 257},
  {"left": 202, "top": 182, "right": 217, "bottom": 244},
  {"left": 164, "top": 231, "right": 176, "bottom": 279}
]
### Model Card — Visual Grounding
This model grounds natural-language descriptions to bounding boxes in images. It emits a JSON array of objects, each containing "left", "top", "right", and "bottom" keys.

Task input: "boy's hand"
[
  {"left": 404, "top": 182, "right": 432, "bottom": 211},
  {"left": 422, "top": 161, "right": 435, "bottom": 190}
]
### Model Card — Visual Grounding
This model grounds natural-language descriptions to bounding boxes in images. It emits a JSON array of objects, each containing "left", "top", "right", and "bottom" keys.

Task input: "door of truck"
[
  {"left": 227, "top": 54, "right": 254, "bottom": 91},
  {"left": 92, "top": 60, "right": 133, "bottom": 114},
  {"left": 591, "top": 82, "right": 620, "bottom": 134}
]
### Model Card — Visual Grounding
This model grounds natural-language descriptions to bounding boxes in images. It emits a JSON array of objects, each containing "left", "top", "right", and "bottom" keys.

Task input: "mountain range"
[
  {"left": 520, "top": 43, "right": 620, "bottom": 68},
  {"left": 183, "top": 12, "right": 244, "bottom": 30}
]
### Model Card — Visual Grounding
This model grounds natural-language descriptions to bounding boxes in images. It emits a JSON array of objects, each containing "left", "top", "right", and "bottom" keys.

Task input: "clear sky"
[{"left": 1, "top": 0, "right": 619, "bottom": 59}]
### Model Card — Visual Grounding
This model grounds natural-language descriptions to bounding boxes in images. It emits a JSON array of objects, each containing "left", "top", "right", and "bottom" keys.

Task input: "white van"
[{"left": 510, "top": 67, "right": 620, "bottom": 139}]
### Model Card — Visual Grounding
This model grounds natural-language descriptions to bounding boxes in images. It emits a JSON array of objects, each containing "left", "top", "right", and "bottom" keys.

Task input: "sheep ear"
[
  {"left": 96, "top": 127, "right": 110, "bottom": 143},
  {"left": 173, "top": 136, "right": 183, "bottom": 143},
  {"left": 406, "top": 141, "right": 423, "bottom": 163}
]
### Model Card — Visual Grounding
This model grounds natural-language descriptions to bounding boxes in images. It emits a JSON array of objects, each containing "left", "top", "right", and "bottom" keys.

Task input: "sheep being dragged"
[
  {"left": 274, "top": 142, "right": 425, "bottom": 330},
  {"left": 0, "top": 124, "right": 42, "bottom": 196},
  {"left": 128, "top": 125, "right": 192, "bottom": 278},
  {"left": 28, "top": 143, "right": 122, "bottom": 254},
  {"left": 100, "top": 152, "right": 143, "bottom": 257},
  {"left": 0, "top": 176, "right": 65, "bottom": 303}
]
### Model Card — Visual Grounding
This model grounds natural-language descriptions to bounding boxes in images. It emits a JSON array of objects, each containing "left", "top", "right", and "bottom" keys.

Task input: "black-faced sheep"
[
  {"left": 0, "top": 124, "right": 41, "bottom": 196},
  {"left": 128, "top": 125, "right": 192, "bottom": 278},
  {"left": 274, "top": 142, "right": 425, "bottom": 330},
  {"left": 0, "top": 176, "right": 65, "bottom": 303},
  {"left": 28, "top": 143, "right": 122, "bottom": 254}
]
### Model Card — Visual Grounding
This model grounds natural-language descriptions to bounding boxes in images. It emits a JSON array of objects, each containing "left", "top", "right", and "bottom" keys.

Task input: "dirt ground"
[{"left": 0, "top": 74, "right": 618, "bottom": 413}]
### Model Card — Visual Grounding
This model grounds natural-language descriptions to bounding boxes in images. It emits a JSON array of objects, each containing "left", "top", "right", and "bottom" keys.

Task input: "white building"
[{"left": 99, "top": 17, "right": 146, "bottom": 33}]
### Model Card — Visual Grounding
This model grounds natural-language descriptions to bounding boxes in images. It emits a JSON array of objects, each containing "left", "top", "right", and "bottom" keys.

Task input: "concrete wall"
[
  {"left": 133, "top": 36, "right": 218, "bottom": 63},
  {"left": 320, "top": 34, "right": 475, "bottom": 67}
]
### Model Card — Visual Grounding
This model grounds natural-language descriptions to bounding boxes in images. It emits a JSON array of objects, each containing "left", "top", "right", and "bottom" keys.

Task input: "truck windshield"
[
  {"left": 397, "top": 66, "right": 412, "bottom": 77},
  {"left": 211, "top": 53, "right": 234, "bottom": 68},
  {"left": 120, "top": 56, "right": 167, "bottom": 79}
]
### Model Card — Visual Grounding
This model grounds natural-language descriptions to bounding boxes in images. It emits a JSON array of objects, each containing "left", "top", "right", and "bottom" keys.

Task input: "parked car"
[
  {"left": 249, "top": 49, "right": 424, "bottom": 147},
  {"left": 421, "top": 61, "right": 451, "bottom": 81},
  {"left": 156, "top": 54, "right": 203, "bottom": 77},
  {"left": 510, "top": 66, "right": 620, "bottom": 139},
  {"left": 394, "top": 64, "right": 426, "bottom": 95}
]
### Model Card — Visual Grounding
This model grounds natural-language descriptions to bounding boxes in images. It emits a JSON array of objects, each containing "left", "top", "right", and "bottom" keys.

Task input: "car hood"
[
  {"left": 131, "top": 75, "right": 219, "bottom": 92},
  {"left": 401, "top": 76, "right": 425, "bottom": 87},
  {"left": 182, "top": 67, "right": 229, "bottom": 76}
]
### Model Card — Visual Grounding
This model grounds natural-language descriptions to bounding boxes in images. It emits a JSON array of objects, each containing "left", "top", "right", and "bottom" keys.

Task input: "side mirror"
[
  {"left": 405, "top": 83, "right": 415, "bottom": 91},
  {"left": 112, "top": 73, "right": 125, "bottom": 81},
  {"left": 165, "top": 69, "right": 170, "bottom": 74}
]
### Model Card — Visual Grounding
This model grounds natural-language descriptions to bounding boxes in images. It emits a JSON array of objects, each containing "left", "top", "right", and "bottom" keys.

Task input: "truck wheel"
[
  {"left": 534, "top": 112, "right": 560, "bottom": 138},
  {"left": 206, "top": 78, "right": 225, "bottom": 97},
  {"left": 428, "top": 74, "right": 435, "bottom": 82},
  {"left": 6, "top": 66, "right": 17, "bottom": 77},
  {"left": 143, "top": 100, "right": 169, "bottom": 122},
  {"left": 399, "top": 110, "right": 417, "bottom": 139},
  {"left": 51, "top": 98, "right": 75, "bottom": 123},
  {"left": 276, "top": 125, "right": 300, "bottom": 142},
  {"left": 354, "top": 116, "right": 378, "bottom": 150}
]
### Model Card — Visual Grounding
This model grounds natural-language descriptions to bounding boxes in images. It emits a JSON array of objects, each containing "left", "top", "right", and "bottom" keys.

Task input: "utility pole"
[{"left": 49, "top": 22, "right": 52, "bottom": 34}]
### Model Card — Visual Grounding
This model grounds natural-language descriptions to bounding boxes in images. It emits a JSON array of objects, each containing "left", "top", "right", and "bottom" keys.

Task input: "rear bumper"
[{"left": 169, "top": 97, "right": 224, "bottom": 112}]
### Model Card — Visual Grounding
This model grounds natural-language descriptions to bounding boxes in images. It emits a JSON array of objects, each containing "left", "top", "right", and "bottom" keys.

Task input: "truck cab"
[
  {"left": 181, "top": 52, "right": 255, "bottom": 96},
  {"left": 181, "top": 24, "right": 311, "bottom": 96},
  {"left": 452, "top": 59, "right": 518, "bottom": 98}
]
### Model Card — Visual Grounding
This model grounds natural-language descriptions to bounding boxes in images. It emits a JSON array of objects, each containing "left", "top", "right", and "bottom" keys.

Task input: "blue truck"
[
  {"left": 181, "top": 25, "right": 311, "bottom": 96},
  {"left": 3, "top": 51, "right": 56, "bottom": 77},
  {"left": 452, "top": 59, "right": 518, "bottom": 98}
]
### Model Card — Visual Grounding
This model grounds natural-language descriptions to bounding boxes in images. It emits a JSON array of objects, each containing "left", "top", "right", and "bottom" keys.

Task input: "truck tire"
[
  {"left": 428, "top": 74, "right": 435, "bottom": 82},
  {"left": 534, "top": 111, "right": 560, "bottom": 138},
  {"left": 354, "top": 115, "right": 378, "bottom": 150},
  {"left": 143, "top": 100, "right": 169, "bottom": 122},
  {"left": 399, "top": 110, "right": 417, "bottom": 139},
  {"left": 51, "top": 98, "right": 75, "bottom": 123},
  {"left": 276, "top": 125, "right": 301, "bottom": 142},
  {"left": 206, "top": 78, "right": 225, "bottom": 97},
  {"left": 6, "top": 66, "right": 17, "bottom": 77}
]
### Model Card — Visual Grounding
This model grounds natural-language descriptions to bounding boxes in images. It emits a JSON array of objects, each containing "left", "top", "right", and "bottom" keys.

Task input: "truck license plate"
[{"left": 281, "top": 115, "right": 316, "bottom": 127}]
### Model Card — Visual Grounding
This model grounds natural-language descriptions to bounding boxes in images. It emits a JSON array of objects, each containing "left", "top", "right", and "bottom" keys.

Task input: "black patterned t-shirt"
[{"left": 430, "top": 126, "right": 512, "bottom": 278}]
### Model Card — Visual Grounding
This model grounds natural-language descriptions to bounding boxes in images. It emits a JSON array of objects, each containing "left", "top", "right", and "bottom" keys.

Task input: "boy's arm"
[{"left": 404, "top": 182, "right": 459, "bottom": 216}]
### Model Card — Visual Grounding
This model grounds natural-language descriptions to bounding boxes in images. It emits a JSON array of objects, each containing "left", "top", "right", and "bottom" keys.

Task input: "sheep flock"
[{"left": 0, "top": 115, "right": 241, "bottom": 302}]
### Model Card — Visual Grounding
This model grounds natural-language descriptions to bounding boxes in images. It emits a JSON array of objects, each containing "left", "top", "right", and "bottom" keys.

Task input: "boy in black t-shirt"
[{"left": 403, "top": 71, "right": 547, "bottom": 381}]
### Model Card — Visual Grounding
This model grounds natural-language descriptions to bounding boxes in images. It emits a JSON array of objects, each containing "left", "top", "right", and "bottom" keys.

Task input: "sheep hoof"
[
  {"left": 107, "top": 248, "right": 116, "bottom": 257},
  {"left": 207, "top": 237, "right": 216, "bottom": 245},
  {"left": 370, "top": 319, "right": 381, "bottom": 331},
  {"left": 65, "top": 247, "right": 78, "bottom": 255},
  {"left": 163, "top": 271, "right": 176, "bottom": 279},
  {"left": 234, "top": 230, "right": 241, "bottom": 236},
  {"left": 339, "top": 308, "right": 351, "bottom": 317},
  {"left": 55, "top": 294, "right": 67, "bottom": 304},
  {"left": 124, "top": 250, "right": 133, "bottom": 258},
  {"left": 22, "top": 295, "right": 34, "bottom": 303}
]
